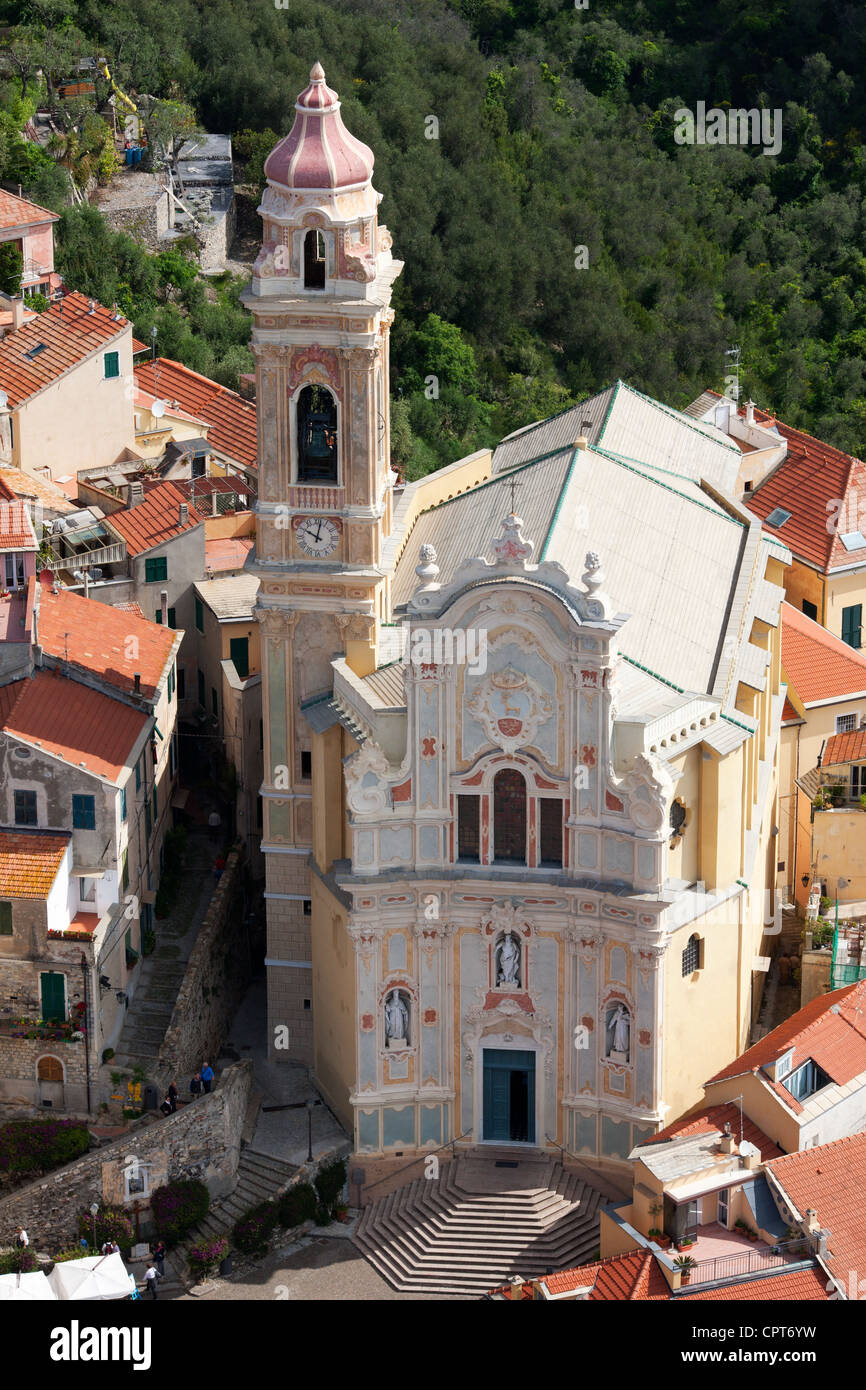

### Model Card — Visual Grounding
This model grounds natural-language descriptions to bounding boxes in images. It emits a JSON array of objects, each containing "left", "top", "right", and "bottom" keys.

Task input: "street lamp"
[
  {"left": 306, "top": 1099, "right": 315, "bottom": 1163},
  {"left": 90, "top": 1202, "right": 99, "bottom": 1251}
]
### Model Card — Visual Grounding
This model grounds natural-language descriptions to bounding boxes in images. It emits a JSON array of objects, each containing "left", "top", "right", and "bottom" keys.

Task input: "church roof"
[{"left": 264, "top": 62, "right": 375, "bottom": 192}]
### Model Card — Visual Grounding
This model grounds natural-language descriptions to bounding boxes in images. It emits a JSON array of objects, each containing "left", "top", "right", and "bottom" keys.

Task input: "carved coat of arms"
[{"left": 466, "top": 664, "right": 553, "bottom": 755}]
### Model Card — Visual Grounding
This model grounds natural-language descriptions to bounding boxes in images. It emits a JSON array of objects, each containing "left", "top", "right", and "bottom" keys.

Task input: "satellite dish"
[
  {"left": 151, "top": 399, "right": 166, "bottom": 419},
  {"left": 738, "top": 1140, "right": 757, "bottom": 1157}
]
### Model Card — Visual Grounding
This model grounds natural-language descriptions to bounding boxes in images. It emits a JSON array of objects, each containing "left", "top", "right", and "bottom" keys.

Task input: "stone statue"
[
  {"left": 497, "top": 931, "right": 521, "bottom": 988},
  {"left": 384, "top": 990, "right": 409, "bottom": 1046},
  {"left": 607, "top": 1003, "right": 630, "bottom": 1059}
]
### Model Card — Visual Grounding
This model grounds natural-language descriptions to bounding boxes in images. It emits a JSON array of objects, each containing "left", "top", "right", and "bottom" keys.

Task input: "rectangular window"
[
  {"left": 122, "top": 847, "right": 129, "bottom": 893},
  {"left": 802, "top": 599, "right": 818, "bottom": 621},
  {"left": 195, "top": 596, "right": 204, "bottom": 632},
  {"left": 72, "top": 794, "right": 96, "bottom": 830},
  {"left": 155, "top": 607, "right": 177, "bottom": 629},
  {"left": 135, "top": 758, "right": 141, "bottom": 792},
  {"left": 14, "top": 789, "right": 37, "bottom": 825},
  {"left": 169, "top": 736, "right": 177, "bottom": 779},
  {"left": 301, "top": 750, "right": 312, "bottom": 780},
  {"left": 303, "top": 900, "right": 312, "bottom": 916},
  {"left": 120, "top": 786, "right": 127, "bottom": 822},
  {"left": 4, "top": 555, "right": 13, "bottom": 588},
  {"left": 0, "top": 901, "right": 11, "bottom": 936},
  {"left": 230, "top": 637, "right": 249, "bottom": 679},
  {"left": 842, "top": 603, "right": 862, "bottom": 649},
  {"left": 144, "top": 799, "right": 152, "bottom": 842},
  {"left": 79, "top": 876, "right": 96, "bottom": 903},
  {"left": 103, "top": 350, "right": 120, "bottom": 379},
  {"left": 152, "top": 788, "right": 158, "bottom": 825},
  {"left": 144, "top": 556, "right": 168, "bottom": 584},
  {"left": 211, "top": 687, "right": 218, "bottom": 718},
  {"left": 198, "top": 669, "right": 205, "bottom": 707},
  {"left": 177, "top": 668, "right": 186, "bottom": 701},
  {"left": 457, "top": 795, "right": 480, "bottom": 862},
  {"left": 836, "top": 713, "right": 858, "bottom": 734},
  {"left": 539, "top": 798, "right": 563, "bottom": 866}
]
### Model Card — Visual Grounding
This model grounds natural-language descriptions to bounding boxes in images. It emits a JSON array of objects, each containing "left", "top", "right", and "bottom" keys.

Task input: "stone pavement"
[
  {"left": 111, "top": 829, "right": 216, "bottom": 1074},
  {"left": 218, "top": 975, "right": 347, "bottom": 1166}
]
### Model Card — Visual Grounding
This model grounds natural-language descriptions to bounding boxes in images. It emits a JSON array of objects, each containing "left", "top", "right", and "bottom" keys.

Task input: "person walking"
[
  {"left": 200, "top": 1062, "right": 214, "bottom": 1094},
  {"left": 189, "top": 1072, "right": 202, "bottom": 1101},
  {"left": 14, "top": 1227, "right": 28, "bottom": 1248},
  {"left": 101, "top": 1238, "right": 119, "bottom": 1256},
  {"left": 160, "top": 1093, "right": 172, "bottom": 1117},
  {"left": 151, "top": 1240, "right": 166, "bottom": 1278},
  {"left": 144, "top": 1262, "right": 160, "bottom": 1300},
  {"left": 167, "top": 1080, "right": 178, "bottom": 1113},
  {"left": 213, "top": 854, "right": 226, "bottom": 883}
]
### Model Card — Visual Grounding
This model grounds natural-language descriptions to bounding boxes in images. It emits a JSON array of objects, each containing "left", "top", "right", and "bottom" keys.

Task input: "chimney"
[
  {"left": 745, "top": 400, "right": 756, "bottom": 426},
  {"left": 804, "top": 1208, "right": 820, "bottom": 1234},
  {"left": 743, "top": 1147, "right": 761, "bottom": 1171},
  {"left": 133, "top": 672, "right": 141, "bottom": 694},
  {"left": 11, "top": 298, "right": 25, "bottom": 332},
  {"left": 718, "top": 1121, "right": 736, "bottom": 1155},
  {"left": 178, "top": 502, "right": 189, "bottom": 525},
  {"left": 160, "top": 588, "right": 168, "bottom": 625},
  {"left": 127, "top": 481, "right": 144, "bottom": 508},
  {"left": 573, "top": 437, "right": 589, "bottom": 451},
  {"left": 507, "top": 1276, "right": 525, "bottom": 1301}
]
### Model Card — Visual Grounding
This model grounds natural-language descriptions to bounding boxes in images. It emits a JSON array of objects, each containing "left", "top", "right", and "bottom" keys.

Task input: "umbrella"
[
  {"left": 47, "top": 1251, "right": 133, "bottom": 1301},
  {"left": 0, "top": 1270, "right": 57, "bottom": 1300}
]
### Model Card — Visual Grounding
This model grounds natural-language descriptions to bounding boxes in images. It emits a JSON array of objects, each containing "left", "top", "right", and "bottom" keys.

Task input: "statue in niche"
[
  {"left": 605, "top": 1003, "right": 631, "bottom": 1062},
  {"left": 384, "top": 990, "right": 409, "bottom": 1048},
  {"left": 496, "top": 930, "right": 521, "bottom": 988}
]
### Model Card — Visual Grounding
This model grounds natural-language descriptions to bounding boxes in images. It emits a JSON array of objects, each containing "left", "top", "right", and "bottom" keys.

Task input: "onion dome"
[{"left": 264, "top": 62, "right": 374, "bottom": 192}]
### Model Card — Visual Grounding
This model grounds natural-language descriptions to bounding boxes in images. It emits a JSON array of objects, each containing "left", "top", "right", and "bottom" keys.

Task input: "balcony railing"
[
  {"left": 46, "top": 540, "right": 126, "bottom": 572},
  {"left": 685, "top": 1239, "right": 807, "bottom": 1287}
]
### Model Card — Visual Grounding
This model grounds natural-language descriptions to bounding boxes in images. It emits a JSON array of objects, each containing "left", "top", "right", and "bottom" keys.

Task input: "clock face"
[{"left": 296, "top": 516, "right": 340, "bottom": 557}]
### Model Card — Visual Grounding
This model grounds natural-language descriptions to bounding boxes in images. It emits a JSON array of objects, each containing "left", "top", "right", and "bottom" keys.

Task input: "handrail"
[{"left": 362, "top": 1131, "right": 473, "bottom": 1197}]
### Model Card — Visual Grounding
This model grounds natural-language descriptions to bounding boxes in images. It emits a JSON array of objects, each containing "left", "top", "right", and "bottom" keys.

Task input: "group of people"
[
  {"left": 159, "top": 1063, "right": 215, "bottom": 1116},
  {"left": 143, "top": 1240, "right": 166, "bottom": 1299}
]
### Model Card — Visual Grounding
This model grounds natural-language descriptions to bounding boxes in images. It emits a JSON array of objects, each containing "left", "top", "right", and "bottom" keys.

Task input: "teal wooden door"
[
  {"left": 40, "top": 972, "right": 66, "bottom": 1022},
  {"left": 482, "top": 1049, "right": 535, "bottom": 1142}
]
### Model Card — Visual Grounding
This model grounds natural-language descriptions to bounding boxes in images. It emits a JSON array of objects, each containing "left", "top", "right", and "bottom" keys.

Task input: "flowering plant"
[{"left": 188, "top": 1236, "right": 228, "bottom": 1278}]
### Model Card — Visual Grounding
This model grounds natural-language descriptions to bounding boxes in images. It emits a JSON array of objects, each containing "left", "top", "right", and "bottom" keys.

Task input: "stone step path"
[
  {"left": 352, "top": 1152, "right": 605, "bottom": 1296},
  {"left": 174, "top": 1147, "right": 299, "bottom": 1267}
]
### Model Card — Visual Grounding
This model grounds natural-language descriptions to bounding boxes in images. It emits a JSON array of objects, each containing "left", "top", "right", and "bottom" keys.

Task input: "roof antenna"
[{"left": 733, "top": 1092, "right": 744, "bottom": 1146}]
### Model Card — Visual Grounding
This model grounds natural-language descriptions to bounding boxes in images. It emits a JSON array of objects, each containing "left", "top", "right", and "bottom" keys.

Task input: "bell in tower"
[{"left": 298, "top": 384, "right": 338, "bottom": 482}]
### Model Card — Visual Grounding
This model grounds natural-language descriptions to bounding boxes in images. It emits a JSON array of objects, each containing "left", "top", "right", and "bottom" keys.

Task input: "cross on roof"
[{"left": 507, "top": 475, "right": 522, "bottom": 515}]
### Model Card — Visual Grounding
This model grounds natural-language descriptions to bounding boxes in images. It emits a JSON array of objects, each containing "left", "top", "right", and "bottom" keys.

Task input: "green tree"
[{"left": 0, "top": 242, "right": 22, "bottom": 295}]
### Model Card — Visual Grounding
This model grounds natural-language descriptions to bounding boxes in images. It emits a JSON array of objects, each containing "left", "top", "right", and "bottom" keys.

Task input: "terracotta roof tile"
[
  {"left": 765, "top": 1131, "right": 866, "bottom": 1284},
  {"left": 134, "top": 358, "right": 257, "bottom": 470},
  {"left": 0, "top": 498, "right": 37, "bottom": 551},
  {"left": 782, "top": 696, "right": 803, "bottom": 723},
  {"left": 680, "top": 1267, "right": 829, "bottom": 1300},
  {"left": 0, "top": 292, "right": 129, "bottom": 408},
  {"left": 106, "top": 480, "right": 204, "bottom": 556},
  {"left": 706, "top": 979, "right": 866, "bottom": 1113},
  {"left": 0, "top": 670, "right": 147, "bottom": 780},
  {"left": 205, "top": 536, "right": 254, "bottom": 572},
  {"left": 0, "top": 189, "right": 59, "bottom": 230},
  {"left": 0, "top": 467, "right": 77, "bottom": 514},
  {"left": 0, "top": 829, "right": 69, "bottom": 898},
  {"left": 35, "top": 579, "right": 176, "bottom": 700},
  {"left": 639, "top": 1103, "right": 784, "bottom": 1160},
  {"left": 782, "top": 602, "right": 866, "bottom": 705},
  {"left": 823, "top": 727, "right": 866, "bottom": 765}
]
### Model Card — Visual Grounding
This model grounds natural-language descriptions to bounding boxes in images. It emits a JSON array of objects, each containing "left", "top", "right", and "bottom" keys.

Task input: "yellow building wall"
[
  {"left": 812, "top": 808, "right": 866, "bottom": 902},
  {"left": 667, "top": 746, "right": 699, "bottom": 884},
  {"left": 777, "top": 724, "right": 799, "bottom": 895},
  {"left": 826, "top": 570, "right": 866, "bottom": 645},
  {"left": 214, "top": 614, "right": 261, "bottom": 675},
  {"left": 310, "top": 876, "right": 355, "bottom": 1133},
  {"left": 782, "top": 561, "right": 825, "bottom": 625},
  {"left": 599, "top": 1206, "right": 642, "bottom": 1259},
  {"left": 204, "top": 511, "right": 255, "bottom": 540},
  {"left": 705, "top": 1075, "right": 798, "bottom": 1153}
]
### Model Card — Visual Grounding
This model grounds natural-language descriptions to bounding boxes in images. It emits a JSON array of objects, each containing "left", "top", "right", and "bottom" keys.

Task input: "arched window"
[
  {"left": 493, "top": 769, "right": 526, "bottom": 863},
  {"left": 682, "top": 933, "right": 703, "bottom": 976},
  {"left": 37, "top": 1055, "right": 63, "bottom": 1081},
  {"left": 303, "top": 229, "right": 326, "bottom": 289},
  {"left": 297, "top": 385, "right": 338, "bottom": 484}
]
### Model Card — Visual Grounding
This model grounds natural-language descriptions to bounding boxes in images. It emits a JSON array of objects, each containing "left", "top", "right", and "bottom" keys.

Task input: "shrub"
[
  {"left": 314, "top": 1204, "right": 331, "bottom": 1226},
  {"left": 278, "top": 1182, "right": 317, "bottom": 1228},
  {"left": 232, "top": 1200, "right": 278, "bottom": 1254},
  {"left": 188, "top": 1236, "right": 228, "bottom": 1279},
  {"left": 0, "top": 1118, "right": 90, "bottom": 1176},
  {"left": 151, "top": 1179, "right": 210, "bottom": 1246},
  {"left": 0, "top": 1247, "right": 38, "bottom": 1274},
  {"left": 53, "top": 1246, "right": 90, "bottom": 1263},
  {"left": 314, "top": 1158, "right": 347, "bottom": 1214},
  {"left": 102, "top": 1048, "right": 115, "bottom": 1063},
  {"left": 76, "top": 1206, "right": 135, "bottom": 1256}
]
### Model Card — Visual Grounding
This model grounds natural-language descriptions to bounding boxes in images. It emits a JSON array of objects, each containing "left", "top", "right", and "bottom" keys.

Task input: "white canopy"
[
  {"left": 47, "top": 1252, "right": 133, "bottom": 1301},
  {"left": 0, "top": 1270, "right": 57, "bottom": 1301}
]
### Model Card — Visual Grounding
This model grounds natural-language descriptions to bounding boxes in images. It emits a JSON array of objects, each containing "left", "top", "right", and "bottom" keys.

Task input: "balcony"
[
  {"left": 46, "top": 539, "right": 126, "bottom": 573},
  {"left": 676, "top": 1229, "right": 807, "bottom": 1288},
  {"left": 0, "top": 1016, "right": 83, "bottom": 1042}
]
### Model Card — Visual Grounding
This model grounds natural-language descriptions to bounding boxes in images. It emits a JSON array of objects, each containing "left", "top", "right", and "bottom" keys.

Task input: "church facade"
[{"left": 247, "top": 65, "right": 790, "bottom": 1170}]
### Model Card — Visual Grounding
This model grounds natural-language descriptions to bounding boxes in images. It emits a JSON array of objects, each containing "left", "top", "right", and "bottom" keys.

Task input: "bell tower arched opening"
[
  {"left": 303, "top": 229, "right": 326, "bottom": 289},
  {"left": 297, "top": 384, "right": 338, "bottom": 483}
]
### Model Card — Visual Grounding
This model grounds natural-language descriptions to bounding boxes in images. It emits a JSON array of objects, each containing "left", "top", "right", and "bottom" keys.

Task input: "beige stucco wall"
[
  {"left": 706, "top": 1073, "right": 798, "bottom": 1152},
  {"left": 811, "top": 807, "right": 866, "bottom": 901},
  {"left": 310, "top": 876, "right": 355, "bottom": 1133},
  {"left": 826, "top": 569, "right": 866, "bottom": 645},
  {"left": 15, "top": 328, "right": 135, "bottom": 480}
]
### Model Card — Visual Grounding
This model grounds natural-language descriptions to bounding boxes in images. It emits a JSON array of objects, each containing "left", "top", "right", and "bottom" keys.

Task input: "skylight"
[
  {"left": 840, "top": 530, "right": 866, "bottom": 552},
  {"left": 24, "top": 342, "right": 47, "bottom": 360},
  {"left": 765, "top": 506, "right": 792, "bottom": 528}
]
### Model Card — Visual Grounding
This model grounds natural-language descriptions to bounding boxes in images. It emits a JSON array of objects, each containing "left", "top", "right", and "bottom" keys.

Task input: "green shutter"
[
  {"left": 145, "top": 556, "right": 168, "bottom": 583},
  {"left": 104, "top": 351, "right": 120, "bottom": 379},
  {"left": 842, "top": 605, "right": 862, "bottom": 649},
  {"left": 230, "top": 637, "right": 249, "bottom": 678},
  {"left": 41, "top": 972, "right": 66, "bottom": 1022},
  {"left": 0, "top": 901, "right": 11, "bottom": 936},
  {"left": 195, "top": 596, "right": 204, "bottom": 631}
]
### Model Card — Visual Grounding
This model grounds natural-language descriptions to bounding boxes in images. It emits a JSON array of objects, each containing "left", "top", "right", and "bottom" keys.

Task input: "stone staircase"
[
  {"left": 175, "top": 1147, "right": 299, "bottom": 1265},
  {"left": 352, "top": 1151, "right": 605, "bottom": 1296}
]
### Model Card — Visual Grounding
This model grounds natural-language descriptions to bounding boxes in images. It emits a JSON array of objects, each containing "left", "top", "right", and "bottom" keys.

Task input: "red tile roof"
[
  {"left": 0, "top": 829, "right": 69, "bottom": 898},
  {"left": 0, "top": 188, "right": 59, "bottom": 230},
  {"left": 35, "top": 579, "right": 176, "bottom": 700},
  {"left": 782, "top": 696, "right": 803, "bottom": 723},
  {"left": 679, "top": 1267, "right": 829, "bottom": 1300},
  {"left": 0, "top": 670, "right": 147, "bottom": 780},
  {"left": 0, "top": 498, "right": 37, "bottom": 551},
  {"left": 205, "top": 536, "right": 254, "bottom": 572},
  {"left": 765, "top": 1131, "right": 866, "bottom": 1286},
  {"left": 0, "top": 467, "right": 77, "bottom": 514},
  {"left": 781, "top": 602, "right": 866, "bottom": 705},
  {"left": 638, "top": 1103, "right": 783, "bottom": 1160},
  {"left": 112, "top": 601, "right": 145, "bottom": 619},
  {"left": 144, "top": 475, "right": 254, "bottom": 505},
  {"left": 0, "top": 292, "right": 129, "bottom": 408},
  {"left": 134, "top": 358, "right": 258, "bottom": 470},
  {"left": 823, "top": 726, "right": 866, "bottom": 766},
  {"left": 706, "top": 979, "right": 866, "bottom": 1113},
  {"left": 106, "top": 480, "right": 204, "bottom": 556}
]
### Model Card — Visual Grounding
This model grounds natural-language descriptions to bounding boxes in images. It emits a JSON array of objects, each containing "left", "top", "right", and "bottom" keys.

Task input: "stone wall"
[
  {"left": 0, "top": 1060, "right": 251, "bottom": 1250},
  {"left": 0, "top": 1035, "right": 88, "bottom": 1111},
  {"left": 156, "top": 846, "right": 251, "bottom": 1090}
]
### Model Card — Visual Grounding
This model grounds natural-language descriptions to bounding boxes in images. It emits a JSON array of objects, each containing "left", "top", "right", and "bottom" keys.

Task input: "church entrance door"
[{"left": 482, "top": 1048, "right": 535, "bottom": 1143}]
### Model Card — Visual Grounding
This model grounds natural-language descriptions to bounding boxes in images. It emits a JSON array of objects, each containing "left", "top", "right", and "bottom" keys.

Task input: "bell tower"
[{"left": 245, "top": 62, "right": 402, "bottom": 1064}]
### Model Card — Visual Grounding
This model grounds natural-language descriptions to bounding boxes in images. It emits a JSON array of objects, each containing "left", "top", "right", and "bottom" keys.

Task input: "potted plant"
[
  {"left": 673, "top": 1255, "right": 697, "bottom": 1285},
  {"left": 334, "top": 1202, "right": 349, "bottom": 1223}
]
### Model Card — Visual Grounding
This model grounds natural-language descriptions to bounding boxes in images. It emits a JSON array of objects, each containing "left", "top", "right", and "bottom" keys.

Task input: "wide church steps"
[{"left": 352, "top": 1155, "right": 605, "bottom": 1296}]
